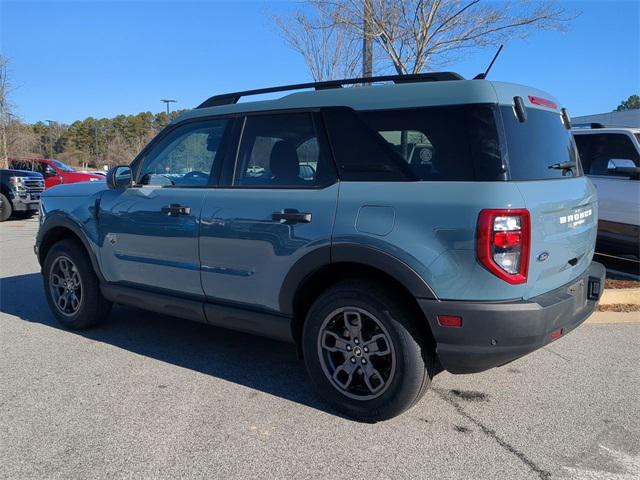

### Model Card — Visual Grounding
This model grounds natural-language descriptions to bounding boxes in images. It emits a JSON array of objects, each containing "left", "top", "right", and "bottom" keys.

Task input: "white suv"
[{"left": 572, "top": 126, "right": 640, "bottom": 257}]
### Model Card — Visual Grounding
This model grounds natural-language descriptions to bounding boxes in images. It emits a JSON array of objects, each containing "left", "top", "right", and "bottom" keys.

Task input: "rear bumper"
[{"left": 419, "top": 261, "right": 606, "bottom": 374}]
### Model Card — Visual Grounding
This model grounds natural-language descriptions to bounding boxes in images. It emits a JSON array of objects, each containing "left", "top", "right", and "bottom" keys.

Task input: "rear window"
[
  {"left": 323, "top": 105, "right": 505, "bottom": 181},
  {"left": 500, "top": 107, "right": 581, "bottom": 180}
]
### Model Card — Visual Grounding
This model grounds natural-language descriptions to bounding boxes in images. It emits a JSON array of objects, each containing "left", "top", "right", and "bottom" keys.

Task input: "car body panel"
[
  {"left": 97, "top": 186, "right": 206, "bottom": 296},
  {"left": 199, "top": 184, "right": 339, "bottom": 312},
  {"left": 333, "top": 179, "right": 596, "bottom": 301}
]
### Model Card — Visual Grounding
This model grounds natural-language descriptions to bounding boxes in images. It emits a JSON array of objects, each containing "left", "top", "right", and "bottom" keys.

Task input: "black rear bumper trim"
[{"left": 418, "top": 261, "right": 606, "bottom": 374}]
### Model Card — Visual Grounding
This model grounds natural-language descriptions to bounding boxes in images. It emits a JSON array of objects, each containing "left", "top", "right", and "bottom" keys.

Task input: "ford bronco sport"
[{"left": 36, "top": 73, "right": 604, "bottom": 421}]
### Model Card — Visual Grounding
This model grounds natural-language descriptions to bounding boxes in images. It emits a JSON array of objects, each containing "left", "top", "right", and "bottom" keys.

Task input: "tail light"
[{"left": 477, "top": 209, "right": 530, "bottom": 285}]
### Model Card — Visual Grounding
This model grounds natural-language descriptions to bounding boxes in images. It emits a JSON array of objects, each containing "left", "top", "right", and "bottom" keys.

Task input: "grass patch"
[{"left": 598, "top": 303, "right": 640, "bottom": 312}]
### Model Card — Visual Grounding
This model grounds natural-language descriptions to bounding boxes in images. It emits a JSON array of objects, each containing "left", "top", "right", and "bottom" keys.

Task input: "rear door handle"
[
  {"left": 271, "top": 209, "right": 312, "bottom": 224},
  {"left": 161, "top": 204, "right": 191, "bottom": 216}
]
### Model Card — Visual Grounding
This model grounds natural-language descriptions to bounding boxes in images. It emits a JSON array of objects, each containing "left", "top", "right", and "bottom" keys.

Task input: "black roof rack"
[{"left": 197, "top": 72, "right": 464, "bottom": 109}]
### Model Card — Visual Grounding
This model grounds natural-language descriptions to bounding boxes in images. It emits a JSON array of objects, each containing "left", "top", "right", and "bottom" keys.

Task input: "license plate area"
[{"left": 567, "top": 278, "right": 586, "bottom": 309}]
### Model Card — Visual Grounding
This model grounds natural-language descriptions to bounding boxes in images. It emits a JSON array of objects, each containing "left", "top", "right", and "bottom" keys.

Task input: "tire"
[
  {"left": 0, "top": 193, "right": 12, "bottom": 222},
  {"left": 43, "top": 239, "right": 112, "bottom": 329},
  {"left": 303, "top": 280, "right": 435, "bottom": 422}
]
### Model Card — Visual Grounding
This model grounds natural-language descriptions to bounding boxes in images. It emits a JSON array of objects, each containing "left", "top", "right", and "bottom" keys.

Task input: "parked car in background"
[
  {"left": 9, "top": 158, "right": 104, "bottom": 189},
  {"left": 37, "top": 73, "right": 604, "bottom": 421},
  {"left": 79, "top": 170, "right": 106, "bottom": 177},
  {"left": 0, "top": 168, "right": 45, "bottom": 221},
  {"left": 572, "top": 125, "right": 640, "bottom": 257}
]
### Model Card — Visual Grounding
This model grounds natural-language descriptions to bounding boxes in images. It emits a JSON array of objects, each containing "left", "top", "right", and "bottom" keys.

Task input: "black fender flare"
[
  {"left": 278, "top": 243, "right": 437, "bottom": 316},
  {"left": 36, "top": 212, "right": 105, "bottom": 282}
]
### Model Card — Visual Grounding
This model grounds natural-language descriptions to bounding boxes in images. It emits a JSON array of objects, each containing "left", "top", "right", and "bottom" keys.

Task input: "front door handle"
[
  {"left": 161, "top": 204, "right": 191, "bottom": 216},
  {"left": 272, "top": 209, "right": 312, "bottom": 224}
]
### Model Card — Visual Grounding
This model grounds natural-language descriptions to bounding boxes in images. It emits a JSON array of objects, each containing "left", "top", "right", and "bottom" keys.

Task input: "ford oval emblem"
[{"left": 537, "top": 251, "right": 549, "bottom": 262}]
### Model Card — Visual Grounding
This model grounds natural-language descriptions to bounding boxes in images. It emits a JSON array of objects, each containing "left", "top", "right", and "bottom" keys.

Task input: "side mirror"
[
  {"left": 607, "top": 158, "right": 640, "bottom": 178},
  {"left": 106, "top": 165, "right": 133, "bottom": 189}
]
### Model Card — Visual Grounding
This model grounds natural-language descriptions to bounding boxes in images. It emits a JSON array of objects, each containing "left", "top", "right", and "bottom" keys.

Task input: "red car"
[{"left": 9, "top": 159, "right": 104, "bottom": 189}]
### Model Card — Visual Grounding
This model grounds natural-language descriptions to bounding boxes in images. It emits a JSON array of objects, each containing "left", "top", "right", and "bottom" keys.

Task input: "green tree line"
[{"left": 7, "top": 110, "right": 186, "bottom": 168}]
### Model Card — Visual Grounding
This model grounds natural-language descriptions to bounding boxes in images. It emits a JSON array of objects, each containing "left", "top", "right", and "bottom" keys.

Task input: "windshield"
[
  {"left": 500, "top": 107, "right": 582, "bottom": 180},
  {"left": 50, "top": 159, "right": 75, "bottom": 172}
]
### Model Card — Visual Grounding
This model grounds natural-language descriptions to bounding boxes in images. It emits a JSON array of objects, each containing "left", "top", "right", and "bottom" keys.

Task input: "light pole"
[
  {"left": 45, "top": 119, "right": 54, "bottom": 158},
  {"left": 161, "top": 99, "right": 177, "bottom": 117}
]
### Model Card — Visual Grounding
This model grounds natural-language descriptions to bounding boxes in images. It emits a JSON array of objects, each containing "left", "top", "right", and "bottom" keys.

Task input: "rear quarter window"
[{"left": 323, "top": 105, "right": 505, "bottom": 182}]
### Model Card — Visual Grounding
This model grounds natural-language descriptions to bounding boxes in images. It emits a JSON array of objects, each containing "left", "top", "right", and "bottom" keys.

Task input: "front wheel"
[
  {"left": 43, "top": 239, "right": 112, "bottom": 329},
  {"left": 0, "top": 193, "right": 12, "bottom": 222},
  {"left": 303, "top": 281, "right": 435, "bottom": 422}
]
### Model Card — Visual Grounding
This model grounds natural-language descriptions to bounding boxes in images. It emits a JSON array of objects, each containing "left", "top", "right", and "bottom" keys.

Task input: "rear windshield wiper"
[{"left": 548, "top": 161, "right": 576, "bottom": 170}]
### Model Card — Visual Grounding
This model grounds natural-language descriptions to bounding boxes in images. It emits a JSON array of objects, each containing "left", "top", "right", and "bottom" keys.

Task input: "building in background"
[{"left": 573, "top": 109, "right": 640, "bottom": 127}]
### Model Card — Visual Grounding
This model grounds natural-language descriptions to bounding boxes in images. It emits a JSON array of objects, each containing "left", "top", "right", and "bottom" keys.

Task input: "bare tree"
[
  {"left": 274, "top": 1, "right": 361, "bottom": 81},
  {"left": 276, "top": 0, "right": 574, "bottom": 77},
  {"left": 0, "top": 55, "right": 12, "bottom": 168},
  {"left": 104, "top": 129, "right": 152, "bottom": 169},
  {"left": 6, "top": 121, "right": 39, "bottom": 158}
]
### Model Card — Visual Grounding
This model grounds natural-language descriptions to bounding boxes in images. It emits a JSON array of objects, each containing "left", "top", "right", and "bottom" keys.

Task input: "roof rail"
[{"left": 196, "top": 72, "right": 464, "bottom": 109}]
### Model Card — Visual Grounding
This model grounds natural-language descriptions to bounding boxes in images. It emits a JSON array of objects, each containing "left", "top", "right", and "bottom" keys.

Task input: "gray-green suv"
[{"left": 36, "top": 73, "right": 604, "bottom": 421}]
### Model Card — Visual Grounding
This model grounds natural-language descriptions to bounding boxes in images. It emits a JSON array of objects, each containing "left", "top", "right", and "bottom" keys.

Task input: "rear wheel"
[
  {"left": 43, "top": 239, "right": 112, "bottom": 329},
  {"left": 0, "top": 193, "right": 12, "bottom": 222},
  {"left": 303, "top": 281, "right": 435, "bottom": 422}
]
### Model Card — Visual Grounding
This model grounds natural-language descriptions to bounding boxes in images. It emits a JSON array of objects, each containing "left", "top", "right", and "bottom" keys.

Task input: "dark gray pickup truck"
[{"left": 0, "top": 168, "right": 45, "bottom": 221}]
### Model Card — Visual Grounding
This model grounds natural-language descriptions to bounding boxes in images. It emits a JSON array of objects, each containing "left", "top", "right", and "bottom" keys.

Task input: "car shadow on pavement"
[{"left": 0, "top": 272, "right": 336, "bottom": 416}]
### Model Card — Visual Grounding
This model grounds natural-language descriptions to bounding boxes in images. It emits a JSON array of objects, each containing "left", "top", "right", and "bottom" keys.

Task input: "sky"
[{"left": 1, "top": 0, "right": 638, "bottom": 124}]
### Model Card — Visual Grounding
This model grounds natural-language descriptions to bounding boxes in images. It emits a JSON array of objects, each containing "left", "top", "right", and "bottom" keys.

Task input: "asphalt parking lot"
[{"left": 1, "top": 217, "right": 639, "bottom": 480}]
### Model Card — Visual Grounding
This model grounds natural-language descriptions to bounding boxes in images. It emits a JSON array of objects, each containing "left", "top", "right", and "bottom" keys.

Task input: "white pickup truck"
[{"left": 572, "top": 126, "right": 640, "bottom": 257}]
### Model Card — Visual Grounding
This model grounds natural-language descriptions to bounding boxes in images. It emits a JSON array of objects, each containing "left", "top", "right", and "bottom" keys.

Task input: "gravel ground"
[{"left": 1, "top": 217, "right": 639, "bottom": 480}]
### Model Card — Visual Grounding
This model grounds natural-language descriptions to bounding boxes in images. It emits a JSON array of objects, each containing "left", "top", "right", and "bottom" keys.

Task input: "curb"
[{"left": 600, "top": 288, "right": 640, "bottom": 305}]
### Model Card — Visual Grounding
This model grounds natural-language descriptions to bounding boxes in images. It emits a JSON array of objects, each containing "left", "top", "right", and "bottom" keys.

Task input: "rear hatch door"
[{"left": 499, "top": 101, "right": 597, "bottom": 299}]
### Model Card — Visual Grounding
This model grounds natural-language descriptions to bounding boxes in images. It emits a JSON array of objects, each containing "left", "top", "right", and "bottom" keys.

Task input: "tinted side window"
[
  {"left": 501, "top": 107, "right": 581, "bottom": 180},
  {"left": 138, "top": 119, "right": 229, "bottom": 187},
  {"left": 361, "top": 106, "right": 504, "bottom": 181},
  {"left": 323, "top": 108, "right": 417, "bottom": 181},
  {"left": 574, "top": 133, "right": 639, "bottom": 176},
  {"left": 324, "top": 105, "right": 504, "bottom": 181},
  {"left": 10, "top": 160, "right": 31, "bottom": 171},
  {"left": 234, "top": 113, "right": 334, "bottom": 187}
]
